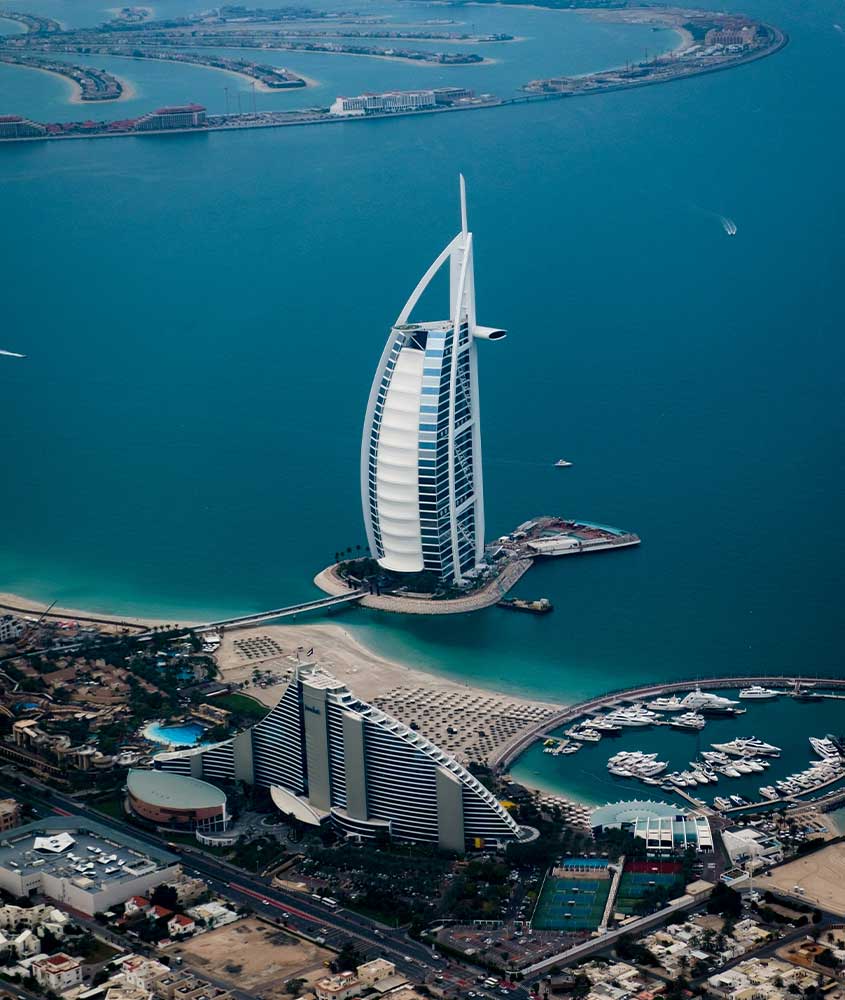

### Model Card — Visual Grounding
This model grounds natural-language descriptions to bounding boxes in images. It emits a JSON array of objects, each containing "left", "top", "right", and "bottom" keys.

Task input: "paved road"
[{"left": 0, "top": 779, "right": 456, "bottom": 986}]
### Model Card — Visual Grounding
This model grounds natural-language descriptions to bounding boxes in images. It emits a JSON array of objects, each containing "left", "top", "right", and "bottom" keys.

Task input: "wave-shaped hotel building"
[
  {"left": 361, "top": 177, "right": 505, "bottom": 585},
  {"left": 154, "top": 665, "right": 524, "bottom": 852}
]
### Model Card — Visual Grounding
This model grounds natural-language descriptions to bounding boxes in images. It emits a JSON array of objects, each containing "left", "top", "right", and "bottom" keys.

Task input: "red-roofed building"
[
  {"left": 33, "top": 953, "right": 82, "bottom": 992},
  {"left": 125, "top": 895, "right": 150, "bottom": 915},
  {"left": 149, "top": 904, "right": 174, "bottom": 920},
  {"left": 167, "top": 913, "right": 196, "bottom": 937}
]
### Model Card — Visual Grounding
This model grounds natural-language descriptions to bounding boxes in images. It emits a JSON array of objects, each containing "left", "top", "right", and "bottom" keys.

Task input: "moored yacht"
[
  {"left": 591, "top": 718, "right": 624, "bottom": 734},
  {"left": 810, "top": 736, "right": 841, "bottom": 759},
  {"left": 646, "top": 695, "right": 686, "bottom": 712},
  {"left": 711, "top": 737, "right": 782, "bottom": 758},
  {"left": 738, "top": 685, "right": 781, "bottom": 700},
  {"left": 670, "top": 711, "right": 706, "bottom": 731},
  {"left": 679, "top": 686, "right": 739, "bottom": 712},
  {"left": 603, "top": 707, "right": 659, "bottom": 727}
]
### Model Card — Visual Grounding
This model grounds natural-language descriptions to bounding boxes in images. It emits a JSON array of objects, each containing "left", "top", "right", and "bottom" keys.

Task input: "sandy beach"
[
  {"left": 0, "top": 588, "right": 564, "bottom": 765},
  {"left": 0, "top": 60, "right": 138, "bottom": 104},
  {"left": 214, "top": 621, "right": 564, "bottom": 764},
  {"left": 0, "top": 591, "right": 188, "bottom": 629}
]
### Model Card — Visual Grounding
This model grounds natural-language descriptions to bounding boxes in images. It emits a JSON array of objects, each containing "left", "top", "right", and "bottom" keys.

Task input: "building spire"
[{"left": 459, "top": 173, "right": 468, "bottom": 237}]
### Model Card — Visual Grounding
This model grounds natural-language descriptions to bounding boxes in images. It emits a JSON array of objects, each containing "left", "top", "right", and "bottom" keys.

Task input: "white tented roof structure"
[{"left": 33, "top": 833, "right": 75, "bottom": 853}]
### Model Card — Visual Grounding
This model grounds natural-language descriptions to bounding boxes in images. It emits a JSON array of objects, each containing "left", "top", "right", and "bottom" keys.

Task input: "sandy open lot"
[
  {"left": 170, "top": 918, "right": 333, "bottom": 997},
  {"left": 766, "top": 842, "right": 845, "bottom": 916}
]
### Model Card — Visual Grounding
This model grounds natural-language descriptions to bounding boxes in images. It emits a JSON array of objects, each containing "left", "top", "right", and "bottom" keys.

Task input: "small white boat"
[
  {"left": 555, "top": 459, "right": 573, "bottom": 468},
  {"left": 739, "top": 685, "right": 780, "bottom": 700}
]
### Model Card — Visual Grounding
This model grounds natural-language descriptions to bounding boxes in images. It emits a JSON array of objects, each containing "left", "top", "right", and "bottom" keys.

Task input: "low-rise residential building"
[
  {"left": 14, "top": 928, "right": 41, "bottom": 957},
  {"left": 356, "top": 960, "right": 396, "bottom": 987},
  {"left": 33, "top": 952, "right": 83, "bottom": 993},
  {"left": 706, "top": 956, "right": 824, "bottom": 1000},
  {"left": 0, "top": 614, "right": 24, "bottom": 642},
  {"left": 0, "top": 902, "right": 70, "bottom": 935},
  {"left": 185, "top": 901, "right": 238, "bottom": 929},
  {"left": 167, "top": 875, "right": 207, "bottom": 906},
  {"left": 0, "top": 798, "right": 22, "bottom": 831},
  {"left": 167, "top": 913, "right": 195, "bottom": 937},
  {"left": 125, "top": 896, "right": 151, "bottom": 916},
  {"left": 315, "top": 972, "right": 363, "bottom": 1000},
  {"left": 120, "top": 955, "right": 171, "bottom": 991}
]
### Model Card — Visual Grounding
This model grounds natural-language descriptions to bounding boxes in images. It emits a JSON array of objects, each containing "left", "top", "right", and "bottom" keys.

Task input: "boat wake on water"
[
  {"left": 0, "top": 349, "right": 26, "bottom": 358},
  {"left": 720, "top": 215, "right": 738, "bottom": 236}
]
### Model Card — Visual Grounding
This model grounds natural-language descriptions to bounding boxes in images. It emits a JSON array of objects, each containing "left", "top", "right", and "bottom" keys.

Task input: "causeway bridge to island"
[{"left": 193, "top": 589, "right": 367, "bottom": 632}]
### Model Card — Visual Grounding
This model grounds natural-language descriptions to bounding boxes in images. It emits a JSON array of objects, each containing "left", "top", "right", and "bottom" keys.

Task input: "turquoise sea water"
[{"left": 1, "top": 0, "right": 844, "bottom": 714}]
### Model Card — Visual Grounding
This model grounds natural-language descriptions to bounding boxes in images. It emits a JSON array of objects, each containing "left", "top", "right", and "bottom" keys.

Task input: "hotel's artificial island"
[{"left": 316, "top": 178, "right": 639, "bottom": 614}]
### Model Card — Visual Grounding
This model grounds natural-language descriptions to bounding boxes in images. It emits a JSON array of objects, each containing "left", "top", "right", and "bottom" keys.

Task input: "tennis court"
[
  {"left": 532, "top": 876, "right": 610, "bottom": 930},
  {"left": 614, "top": 868, "right": 683, "bottom": 915}
]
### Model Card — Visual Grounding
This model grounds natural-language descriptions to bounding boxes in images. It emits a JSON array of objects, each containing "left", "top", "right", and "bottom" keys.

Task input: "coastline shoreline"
[
  {"left": 0, "top": 586, "right": 565, "bottom": 706},
  {"left": 0, "top": 59, "right": 137, "bottom": 104}
]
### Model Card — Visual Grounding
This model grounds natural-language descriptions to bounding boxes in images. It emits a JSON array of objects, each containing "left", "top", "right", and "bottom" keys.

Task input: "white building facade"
[
  {"left": 361, "top": 177, "right": 505, "bottom": 584},
  {"left": 155, "top": 664, "right": 521, "bottom": 852},
  {"left": 330, "top": 91, "right": 437, "bottom": 115}
]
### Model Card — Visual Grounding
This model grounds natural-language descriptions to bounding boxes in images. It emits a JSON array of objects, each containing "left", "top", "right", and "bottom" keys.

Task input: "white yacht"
[
  {"left": 760, "top": 785, "right": 779, "bottom": 800},
  {"left": 603, "top": 707, "right": 658, "bottom": 727},
  {"left": 711, "top": 737, "right": 781, "bottom": 758},
  {"left": 679, "top": 687, "right": 739, "bottom": 712},
  {"left": 591, "top": 718, "right": 624, "bottom": 734},
  {"left": 713, "top": 796, "right": 733, "bottom": 811},
  {"left": 646, "top": 695, "right": 686, "bottom": 712},
  {"left": 577, "top": 729, "right": 602, "bottom": 742},
  {"left": 810, "top": 736, "right": 841, "bottom": 759},
  {"left": 669, "top": 711, "right": 706, "bottom": 731},
  {"left": 738, "top": 685, "right": 781, "bottom": 700}
]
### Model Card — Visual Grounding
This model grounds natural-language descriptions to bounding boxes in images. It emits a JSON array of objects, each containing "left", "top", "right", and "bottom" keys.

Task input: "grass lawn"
[
  {"left": 93, "top": 794, "right": 128, "bottom": 820},
  {"left": 212, "top": 693, "right": 269, "bottom": 719}
]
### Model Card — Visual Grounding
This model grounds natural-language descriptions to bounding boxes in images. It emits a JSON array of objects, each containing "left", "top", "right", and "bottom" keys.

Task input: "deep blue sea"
[{"left": 2, "top": 0, "right": 844, "bottom": 718}]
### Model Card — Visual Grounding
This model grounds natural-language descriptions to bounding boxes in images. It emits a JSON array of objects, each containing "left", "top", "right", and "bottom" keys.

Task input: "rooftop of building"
[
  {"left": 0, "top": 817, "right": 178, "bottom": 886},
  {"left": 591, "top": 799, "right": 692, "bottom": 826},
  {"left": 153, "top": 104, "right": 206, "bottom": 114},
  {"left": 127, "top": 769, "right": 227, "bottom": 810},
  {"left": 35, "top": 952, "right": 80, "bottom": 970}
]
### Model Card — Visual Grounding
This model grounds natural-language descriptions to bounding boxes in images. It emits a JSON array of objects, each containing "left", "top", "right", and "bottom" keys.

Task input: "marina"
[{"left": 506, "top": 679, "right": 845, "bottom": 814}]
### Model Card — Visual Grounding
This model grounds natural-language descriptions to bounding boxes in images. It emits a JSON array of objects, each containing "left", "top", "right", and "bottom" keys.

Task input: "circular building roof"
[
  {"left": 590, "top": 799, "right": 688, "bottom": 828},
  {"left": 127, "top": 769, "right": 226, "bottom": 810}
]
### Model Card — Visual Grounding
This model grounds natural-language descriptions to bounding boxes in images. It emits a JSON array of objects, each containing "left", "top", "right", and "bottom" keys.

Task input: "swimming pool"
[{"left": 143, "top": 721, "right": 205, "bottom": 747}]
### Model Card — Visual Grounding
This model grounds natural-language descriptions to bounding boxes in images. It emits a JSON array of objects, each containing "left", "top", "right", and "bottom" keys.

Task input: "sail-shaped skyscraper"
[{"left": 361, "top": 177, "right": 505, "bottom": 585}]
